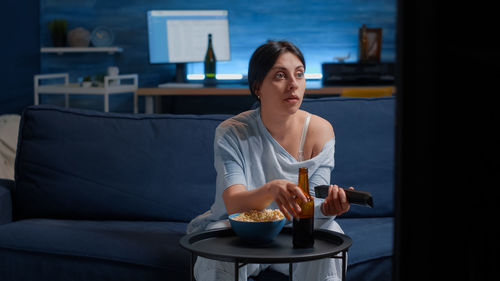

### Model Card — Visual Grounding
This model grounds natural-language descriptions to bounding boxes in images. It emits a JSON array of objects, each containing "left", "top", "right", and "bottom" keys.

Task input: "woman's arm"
[
  {"left": 222, "top": 179, "right": 307, "bottom": 221},
  {"left": 308, "top": 114, "right": 352, "bottom": 217}
]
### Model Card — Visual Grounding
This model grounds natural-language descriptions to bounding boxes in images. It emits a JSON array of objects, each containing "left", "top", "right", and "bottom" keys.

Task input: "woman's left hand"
[{"left": 321, "top": 185, "right": 353, "bottom": 216}]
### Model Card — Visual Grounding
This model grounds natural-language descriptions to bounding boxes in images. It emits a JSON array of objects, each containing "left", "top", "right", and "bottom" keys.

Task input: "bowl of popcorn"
[{"left": 228, "top": 209, "right": 286, "bottom": 244}]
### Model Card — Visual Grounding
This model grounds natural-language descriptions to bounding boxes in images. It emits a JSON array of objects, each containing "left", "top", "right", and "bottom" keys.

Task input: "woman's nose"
[{"left": 288, "top": 76, "right": 298, "bottom": 90}]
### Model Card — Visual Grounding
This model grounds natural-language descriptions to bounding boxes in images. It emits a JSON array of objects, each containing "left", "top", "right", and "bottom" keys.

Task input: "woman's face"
[{"left": 257, "top": 52, "right": 306, "bottom": 115}]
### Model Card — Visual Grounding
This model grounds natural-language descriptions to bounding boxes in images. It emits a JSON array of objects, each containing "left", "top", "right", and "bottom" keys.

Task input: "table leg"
[
  {"left": 289, "top": 263, "right": 293, "bottom": 281},
  {"left": 234, "top": 262, "right": 239, "bottom": 281},
  {"left": 104, "top": 94, "right": 109, "bottom": 112},
  {"left": 154, "top": 96, "right": 162, "bottom": 113},
  {"left": 191, "top": 253, "right": 195, "bottom": 281},
  {"left": 145, "top": 96, "right": 154, "bottom": 114},
  {"left": 133, "top": 91, "right": 138, "bottom": 113},
  {"left": 341, "top": 250, "right": 346, "bottom": 281}
]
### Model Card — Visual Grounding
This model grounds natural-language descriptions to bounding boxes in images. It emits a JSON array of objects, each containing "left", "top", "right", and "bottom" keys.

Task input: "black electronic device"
[
  {"left": 322, "top": 62, "right": 395, "bottom": 85},
  {"left": 314, "top": 185, "right": 374, "bottom": 208}
]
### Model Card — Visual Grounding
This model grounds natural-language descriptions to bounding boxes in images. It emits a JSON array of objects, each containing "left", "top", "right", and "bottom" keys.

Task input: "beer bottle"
[
  {"left": 204, "top": 33, "right": 216, "bottom": 86},
  {"left": 293, "top": 167, "right": 314, "bottom": 248}
]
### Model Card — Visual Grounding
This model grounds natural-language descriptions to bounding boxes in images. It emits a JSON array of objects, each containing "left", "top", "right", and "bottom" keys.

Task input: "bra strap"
[{"left": 298, "top": 113, "right": 311, "bottom": 161}]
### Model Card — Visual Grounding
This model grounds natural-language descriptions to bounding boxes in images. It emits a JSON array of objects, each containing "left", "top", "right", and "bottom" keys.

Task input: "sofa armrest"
[{"left": 0, "top": 178, "right": 14, "bottom": 224}]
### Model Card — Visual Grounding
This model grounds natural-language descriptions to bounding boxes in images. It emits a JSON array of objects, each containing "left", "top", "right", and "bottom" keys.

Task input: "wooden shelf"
[{"left": 40, "top": 47, "right": 123, "bottom": 54}]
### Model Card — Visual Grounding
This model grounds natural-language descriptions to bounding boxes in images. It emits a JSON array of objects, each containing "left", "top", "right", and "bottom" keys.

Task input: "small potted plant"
[
  {"left": 48, "top": 19, "right": 67, "bottom": 47},
  {"left": 82, "top": 76, "right": 92, "bottom": 88},
  {"left": 94, "top": 73, "right": 105, "bottom": 87}
]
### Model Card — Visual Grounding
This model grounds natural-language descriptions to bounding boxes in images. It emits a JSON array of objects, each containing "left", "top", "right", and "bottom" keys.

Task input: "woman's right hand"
[{"left": 265, "top": 179, "right": 308, "bottom": 221}]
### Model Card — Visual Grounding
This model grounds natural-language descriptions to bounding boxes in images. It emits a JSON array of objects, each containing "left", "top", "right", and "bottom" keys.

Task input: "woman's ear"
[{"left": 252, "top": 82, "right": 261, "bottom": 98}]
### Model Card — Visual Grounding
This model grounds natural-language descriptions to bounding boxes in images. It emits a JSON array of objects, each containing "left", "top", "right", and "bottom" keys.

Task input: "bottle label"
[{"left": 295, "top": 197, "right": 314, "bottom": 218}]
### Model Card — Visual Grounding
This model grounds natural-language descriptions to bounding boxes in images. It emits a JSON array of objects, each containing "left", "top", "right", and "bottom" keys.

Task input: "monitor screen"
[{"left": 147, "top": 10, "right": 230, "bottom": 64}]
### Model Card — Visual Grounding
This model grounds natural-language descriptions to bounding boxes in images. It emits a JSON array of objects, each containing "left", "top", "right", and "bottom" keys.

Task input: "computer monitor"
[{"left": 147, "top": 10, "right": 230, "bottom": 82}]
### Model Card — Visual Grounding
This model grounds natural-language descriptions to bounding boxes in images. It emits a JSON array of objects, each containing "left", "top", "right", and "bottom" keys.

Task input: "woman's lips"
[{"left": 284, "top": 95, "right": 300, "bottom": 103}]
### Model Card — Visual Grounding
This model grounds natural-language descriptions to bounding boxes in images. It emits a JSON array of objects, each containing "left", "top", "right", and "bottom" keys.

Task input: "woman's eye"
[
  {"left": 296, "top": 71, "right": 304, "bottom": 78},
  {"left": 275, "top": 72, "right": 285, "bottom": 79}
]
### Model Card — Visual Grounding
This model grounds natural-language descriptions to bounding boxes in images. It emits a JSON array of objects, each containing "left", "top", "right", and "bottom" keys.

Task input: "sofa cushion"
[
  {"left": 0, "top": 218, "right": 392, "bottom": 281},
  {"left": 0, "top": 180, "right": 13, "bottom": 224},
  {"left": 336, "top": 217, "right": 393, "bottom": 265},
  {"left": 0, "top": 248, "right": 179, "bottom": 281},
  {"left": 0, "top": 219, "right": 190, "bottom": 280},
  {"left": 14, "top": 105, "right": 232, "bottom": 221},
  {"left": 301, "top": 97, "right": 395, "bottom": 217},
  {"left": 346, "top": 256, "right": 392, "bottom": 281}
]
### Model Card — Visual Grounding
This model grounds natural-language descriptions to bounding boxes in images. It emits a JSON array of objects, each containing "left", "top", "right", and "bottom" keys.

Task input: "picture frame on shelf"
[{"left": 358, "top": 25, "right": 382, "bottom": 63}]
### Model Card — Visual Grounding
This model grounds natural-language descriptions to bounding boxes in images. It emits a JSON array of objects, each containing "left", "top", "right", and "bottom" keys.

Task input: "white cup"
[{"left": 107, "top": 67, "right": 119, "bottom": 86}]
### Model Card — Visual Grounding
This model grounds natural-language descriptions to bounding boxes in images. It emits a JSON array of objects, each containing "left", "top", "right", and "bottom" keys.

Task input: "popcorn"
[{"left": 232, "top": 209, "right": 284, "bottom": 222}]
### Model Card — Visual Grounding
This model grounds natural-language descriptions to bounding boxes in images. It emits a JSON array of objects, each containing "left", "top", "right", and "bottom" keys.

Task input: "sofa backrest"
[
  {"left": 14, "top": 97, "right": 394, "bottom": 222},
  {"left": 14, "top": 105, "right": 231, "bottom": 222},
  {"left": 301, "top": 97, "right": 395, "bottom": 217}
]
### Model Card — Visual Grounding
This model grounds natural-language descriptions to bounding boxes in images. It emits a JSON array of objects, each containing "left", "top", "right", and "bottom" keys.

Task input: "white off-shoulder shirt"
[{"left": 187, "top": 107, "right": 335, "bottom": 234}]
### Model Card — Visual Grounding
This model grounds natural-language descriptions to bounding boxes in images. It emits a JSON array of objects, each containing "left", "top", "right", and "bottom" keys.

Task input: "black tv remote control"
[{"left": 314, "top": 185, "right": 374, "bottom": 208}]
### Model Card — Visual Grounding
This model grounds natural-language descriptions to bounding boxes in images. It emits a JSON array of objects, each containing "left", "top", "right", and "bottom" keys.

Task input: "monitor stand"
[
  {"left": 175, "top": 63, "right": 187, "bottom": 83},
  {"left": 158, "top": 63, "right": 203, "bottom": 88}
]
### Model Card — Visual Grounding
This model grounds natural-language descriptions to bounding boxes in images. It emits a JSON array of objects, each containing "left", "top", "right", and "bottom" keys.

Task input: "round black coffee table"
[{"left": 180, "top": 227, "right": 352, "bottom": 281}]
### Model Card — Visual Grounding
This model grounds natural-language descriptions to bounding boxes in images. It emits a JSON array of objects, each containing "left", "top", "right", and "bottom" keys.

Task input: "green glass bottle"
[{"left": 204, "top": 33, "right": 216, "bottom": 86}]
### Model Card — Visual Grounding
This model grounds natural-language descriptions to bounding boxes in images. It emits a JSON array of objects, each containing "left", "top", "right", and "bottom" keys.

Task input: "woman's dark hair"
[{"left": 248, "top": 40, "right": 305, "bottom": 102}]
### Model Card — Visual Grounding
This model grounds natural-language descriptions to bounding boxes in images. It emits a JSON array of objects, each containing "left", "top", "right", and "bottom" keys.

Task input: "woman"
[{"left": 187, "top": 41, "right": 353, "bottom": 281}]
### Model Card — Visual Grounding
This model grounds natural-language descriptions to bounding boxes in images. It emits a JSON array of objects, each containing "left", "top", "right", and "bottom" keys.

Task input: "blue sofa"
[{"left": 0, "top": 97, "right": 394, "bottom": 281}]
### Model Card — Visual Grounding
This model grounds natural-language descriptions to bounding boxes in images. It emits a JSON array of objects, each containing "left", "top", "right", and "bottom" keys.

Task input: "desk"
[{"left": 135, "top": 84, "right": 395, "bottom": 113}]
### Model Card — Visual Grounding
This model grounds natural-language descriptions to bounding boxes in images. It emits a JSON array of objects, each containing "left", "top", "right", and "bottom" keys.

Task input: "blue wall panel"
[
  {"left": 0, "top": 0, "right": 40, "bottom": 115},
  {"left": 40, "top": 0, "right": 396, "bottom": 112}
]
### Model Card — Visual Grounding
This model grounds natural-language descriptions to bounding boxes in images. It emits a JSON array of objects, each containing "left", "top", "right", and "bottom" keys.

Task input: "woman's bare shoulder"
[
  {"left": 305, "top": 113, "right": 334, "bottom": 157},
  {"left": 309, "top": 113, "right": 334, "bottom": 139}
]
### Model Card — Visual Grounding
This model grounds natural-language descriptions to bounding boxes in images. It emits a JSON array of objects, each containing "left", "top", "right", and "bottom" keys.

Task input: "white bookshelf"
[{"left": 34, "top": 73, "right": 138, "bottom": 113}]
